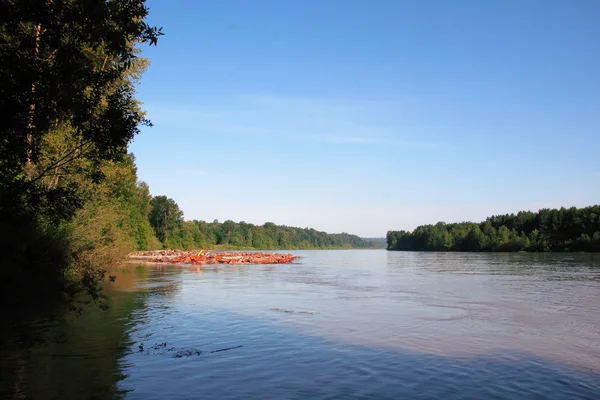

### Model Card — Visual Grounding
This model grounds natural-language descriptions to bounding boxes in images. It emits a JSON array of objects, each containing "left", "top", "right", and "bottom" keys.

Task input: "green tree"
[
  {"left": 1, "top": 0, "right": 162, "bottom": 216},
  {"left": 387, "top": 205, "right": 600, "bottom": 253},
  {"left": 148, "top": 196, "right": 183, "bottom": 246},
  {"left": 0, "top": 0, "right": 162, "bottom": 307}
]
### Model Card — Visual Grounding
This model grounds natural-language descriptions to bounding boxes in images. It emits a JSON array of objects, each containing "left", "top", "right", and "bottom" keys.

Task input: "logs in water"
[{"left": 129, "top": 249, "right": 299, "bottom": 265}]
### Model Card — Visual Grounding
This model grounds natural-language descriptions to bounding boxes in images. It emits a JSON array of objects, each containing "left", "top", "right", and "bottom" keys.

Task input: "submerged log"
[{"left": 129, "top": 249, "right": 299, "bottom": 265}]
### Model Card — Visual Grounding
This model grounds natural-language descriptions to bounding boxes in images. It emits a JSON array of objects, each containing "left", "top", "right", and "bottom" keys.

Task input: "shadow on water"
[
  {"left": 0, "top": 266, "right": 182, "bottom": 400},
  {"left": 121, "top": 309, "right": 600, "bottom": 400}
]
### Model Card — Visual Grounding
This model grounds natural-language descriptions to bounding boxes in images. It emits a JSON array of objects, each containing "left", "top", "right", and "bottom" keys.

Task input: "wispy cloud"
[
  {"left": 145, "top": 92, "right": 450, "bottom": 149},
  {"left": 390, "top": 138, "right": 450, "bottom": 150},
  {"left": 317, "top": 135, "right": 383, "bottom": 144}
]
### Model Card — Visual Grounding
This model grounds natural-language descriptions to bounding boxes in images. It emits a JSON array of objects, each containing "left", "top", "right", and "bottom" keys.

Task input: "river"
[{"left": 2, "top": 250, "right": 600, "bottom": 399}]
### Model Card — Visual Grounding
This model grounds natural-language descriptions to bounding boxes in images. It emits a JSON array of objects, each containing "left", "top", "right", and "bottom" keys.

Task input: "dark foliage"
[{"left": 387, "top": 206, "right": 600, "bottom": 252}]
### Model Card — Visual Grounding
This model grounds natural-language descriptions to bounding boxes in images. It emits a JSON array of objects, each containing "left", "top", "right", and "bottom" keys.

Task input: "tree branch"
[{"left": 28, "top": 139, "right": 93, "bottom": 185}]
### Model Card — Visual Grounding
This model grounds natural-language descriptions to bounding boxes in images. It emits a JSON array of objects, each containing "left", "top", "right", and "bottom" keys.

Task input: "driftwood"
[{"left": 129, "top": 249, "right": 299, "bottom": 265}]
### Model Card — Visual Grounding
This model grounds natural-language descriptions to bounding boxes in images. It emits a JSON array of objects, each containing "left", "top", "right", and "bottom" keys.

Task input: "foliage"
[
  {"left": 387, "top": 206, "right": 600, "bottom": 252},
  {"left": 146, "top": 204, "right": 379, "bottom": 250},
  {"left": 361, "top": 237, "right": 388, "bottom": 249},
  {"left": 0, "top": 0, "right": 161, "bottom": 308},
  {"left": 67, "top": 154, "right": 159, "bottom": 304},
  {"left": 148, "top": 195, "right": 183, "bottom": 245}
]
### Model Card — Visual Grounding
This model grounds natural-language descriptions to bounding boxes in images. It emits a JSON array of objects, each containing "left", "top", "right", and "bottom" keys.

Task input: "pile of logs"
[{"left": 129, "top": 249, "right": 299, "bottom": 265}]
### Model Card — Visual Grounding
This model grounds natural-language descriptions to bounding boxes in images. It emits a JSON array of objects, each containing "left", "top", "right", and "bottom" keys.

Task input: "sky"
[{"left": 130, "top": 0, "right": 600, "bottom": 237}]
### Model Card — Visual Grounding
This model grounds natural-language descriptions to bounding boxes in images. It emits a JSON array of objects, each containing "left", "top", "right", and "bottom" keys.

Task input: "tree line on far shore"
[
  {"left": 148, "top": 195, "right": 382, "bottom": 250},
  {"left": 387, "top": 206, "right": 600, "bottom": 252}
]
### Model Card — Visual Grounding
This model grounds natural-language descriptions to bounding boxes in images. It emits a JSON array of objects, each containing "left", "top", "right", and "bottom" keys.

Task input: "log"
[{"left": 129, "top": 250, "right": 299, "bottom": 265}]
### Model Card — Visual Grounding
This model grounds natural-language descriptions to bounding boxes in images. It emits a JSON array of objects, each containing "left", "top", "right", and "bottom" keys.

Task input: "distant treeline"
[
  {"left": 387, "top": 206, "right": 600, "bottom": 252},
  {"left": 148, "top": 198, "right": 381, "bottom": 250},
  {"left": 362, "top": 237, "right": 388, "bottom": 249}
]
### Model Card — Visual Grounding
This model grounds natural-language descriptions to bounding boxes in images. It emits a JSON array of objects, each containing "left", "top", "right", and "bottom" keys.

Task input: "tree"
[
  {"left": 1, "top": 0, "right": 162, "bottom": 212},
  {"left": 387, "top": 205, "right": 600, "bottom": 252},
  {"left": 0, "top": 0, "right": 162, "bottom": 307},
  {"left": 148, "top": 196, "right": 183, "bottom": 246}
]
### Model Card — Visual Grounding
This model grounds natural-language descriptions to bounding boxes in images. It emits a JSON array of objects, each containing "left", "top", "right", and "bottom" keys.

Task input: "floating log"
[{"left": 129, "top": 249, "right": 299, "bottom": 265}]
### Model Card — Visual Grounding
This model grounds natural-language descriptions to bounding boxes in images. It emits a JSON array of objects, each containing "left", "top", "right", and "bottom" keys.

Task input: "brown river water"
[{"left": 2, "top": 250, "right": 600, "bottom": 399}]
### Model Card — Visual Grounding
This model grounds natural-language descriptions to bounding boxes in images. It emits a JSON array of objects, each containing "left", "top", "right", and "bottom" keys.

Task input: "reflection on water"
[
  {"left": 0, "top": 267, "right": 157, "bottom": 400},
  {"left": 2, "top": 251, "right": 600, "bottom": 399}
]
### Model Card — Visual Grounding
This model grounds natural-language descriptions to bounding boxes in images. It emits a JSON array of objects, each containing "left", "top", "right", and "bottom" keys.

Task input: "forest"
[
  {"left": 0, "top": 0, "right": 166, "bottom": 310},
  {"left": 148, "top": 196, "right": 381, "bottom": 250},
  {"left": 387, "top": 206, "right": 600, "bottom": 252}
]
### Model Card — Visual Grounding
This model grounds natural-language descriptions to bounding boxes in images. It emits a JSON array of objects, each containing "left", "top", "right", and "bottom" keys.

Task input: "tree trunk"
[{"left": 26, "top": 23, "right": 41, "bottom": 178}]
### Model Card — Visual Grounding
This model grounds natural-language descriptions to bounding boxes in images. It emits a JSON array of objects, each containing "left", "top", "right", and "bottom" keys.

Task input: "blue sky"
[{"left": 131, "top": 0, "right": 600, "bottom": 237}]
